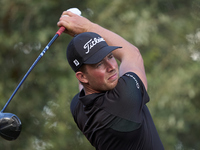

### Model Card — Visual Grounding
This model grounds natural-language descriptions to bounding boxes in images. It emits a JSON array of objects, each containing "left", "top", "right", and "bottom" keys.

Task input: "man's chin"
[{"left": 107, "top": 79, "right": 118, "bottom": 90}]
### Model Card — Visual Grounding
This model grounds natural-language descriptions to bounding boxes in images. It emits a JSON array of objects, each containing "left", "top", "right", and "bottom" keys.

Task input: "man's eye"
[
  {"left": 96, "top": 62, "right": 102, "bottom": 67},
  {"left": 108, "top": 54, "right": 114, "bottom": 59}
]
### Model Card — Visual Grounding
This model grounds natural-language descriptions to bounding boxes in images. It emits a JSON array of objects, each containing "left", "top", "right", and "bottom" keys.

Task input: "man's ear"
[{"left": 75, "top": 71, "right": 88, "bottom": 84}]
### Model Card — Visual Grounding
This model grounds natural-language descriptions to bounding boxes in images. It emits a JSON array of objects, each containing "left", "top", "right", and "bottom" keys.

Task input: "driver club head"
[{"left": 0, "top": 112, "right": 22, "bottom": 141}]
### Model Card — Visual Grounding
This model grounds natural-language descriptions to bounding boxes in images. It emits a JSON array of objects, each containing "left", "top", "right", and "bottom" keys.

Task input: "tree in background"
[{"left": 0, "top": 0, "right": 199, "bottom": 149}]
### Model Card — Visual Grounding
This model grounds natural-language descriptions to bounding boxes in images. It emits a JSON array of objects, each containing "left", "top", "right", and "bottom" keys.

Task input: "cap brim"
[{"left": 84, "top": 46, "right": 122, "bottom": 64}]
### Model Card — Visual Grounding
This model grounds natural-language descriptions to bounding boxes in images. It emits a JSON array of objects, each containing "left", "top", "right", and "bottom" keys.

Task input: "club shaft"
[{"left": 1, "top": 27, "right": 65, "bottom": 113}]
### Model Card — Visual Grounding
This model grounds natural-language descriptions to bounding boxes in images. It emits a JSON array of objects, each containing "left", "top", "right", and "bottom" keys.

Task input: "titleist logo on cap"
[{"left": 84, "top": 37, "right": 105, "bottom": 54}]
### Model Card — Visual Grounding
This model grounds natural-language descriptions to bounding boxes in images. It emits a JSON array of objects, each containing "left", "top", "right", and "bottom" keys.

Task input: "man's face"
[{"left": 84, "top": 53, "right": 119, "bottom": 93}]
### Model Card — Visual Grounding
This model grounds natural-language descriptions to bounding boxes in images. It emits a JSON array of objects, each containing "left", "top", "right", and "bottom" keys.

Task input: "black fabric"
[{"left": 70, "top": 72, "right": 164, "bottom": 150}]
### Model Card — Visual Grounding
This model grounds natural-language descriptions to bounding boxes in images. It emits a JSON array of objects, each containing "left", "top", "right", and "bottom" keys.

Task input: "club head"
[{"left": 0, "top": 112, "right": 22, "bottom": 141}]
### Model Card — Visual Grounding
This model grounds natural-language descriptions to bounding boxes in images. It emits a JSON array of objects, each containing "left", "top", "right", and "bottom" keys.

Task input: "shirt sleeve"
[{"left": 101, "top": 72, "right": 150, "bottom": 123}]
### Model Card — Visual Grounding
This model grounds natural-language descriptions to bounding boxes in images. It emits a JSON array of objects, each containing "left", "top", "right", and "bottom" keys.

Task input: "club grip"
[{"left": 56, "top": 26, "right": 66, "bottom": 36}]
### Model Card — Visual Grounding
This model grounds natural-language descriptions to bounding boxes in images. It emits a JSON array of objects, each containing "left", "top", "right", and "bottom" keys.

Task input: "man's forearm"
[{"left": 87, "top": 23, "right": 138, "bottom": 61}]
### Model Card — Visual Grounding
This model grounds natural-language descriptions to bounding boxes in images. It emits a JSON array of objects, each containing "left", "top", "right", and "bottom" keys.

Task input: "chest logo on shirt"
[{"left": 125, "top": 73, "right": 140, "bottom": 89}]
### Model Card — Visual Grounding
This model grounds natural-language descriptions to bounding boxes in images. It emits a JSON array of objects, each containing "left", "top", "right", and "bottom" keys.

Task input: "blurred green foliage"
[{"left": 0, "top": 0, "right": 199, "bottom": 149}]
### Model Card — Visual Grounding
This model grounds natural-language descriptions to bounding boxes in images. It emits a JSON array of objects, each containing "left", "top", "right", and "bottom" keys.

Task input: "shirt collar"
[{"left": 79, "top": 89, "right": 105, "bottom": 107}]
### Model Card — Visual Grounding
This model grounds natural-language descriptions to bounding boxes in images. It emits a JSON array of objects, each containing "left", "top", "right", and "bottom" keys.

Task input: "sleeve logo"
[{"left": 125, "top": 73, "right": 140, "bottom": 89}]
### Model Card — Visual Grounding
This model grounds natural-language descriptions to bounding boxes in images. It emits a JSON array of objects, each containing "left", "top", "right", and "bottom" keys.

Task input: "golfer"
[{"left": 57, "top": 10, "right": 164, "bottom": 150}]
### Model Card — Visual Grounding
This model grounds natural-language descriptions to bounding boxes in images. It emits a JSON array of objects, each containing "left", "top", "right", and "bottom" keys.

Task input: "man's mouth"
[{"left": 108, "top": 73, "right": 118, "bottom": 81}]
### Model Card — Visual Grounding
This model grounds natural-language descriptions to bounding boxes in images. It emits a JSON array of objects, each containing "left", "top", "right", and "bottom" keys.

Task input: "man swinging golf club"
[{"left": 57, "top": 10, "right": 164, "bottom": 150}]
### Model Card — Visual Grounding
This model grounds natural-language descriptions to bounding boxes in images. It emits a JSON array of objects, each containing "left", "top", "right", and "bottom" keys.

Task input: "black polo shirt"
[{"left": 70, "top": 72, "right": 164, "bottom": 150}]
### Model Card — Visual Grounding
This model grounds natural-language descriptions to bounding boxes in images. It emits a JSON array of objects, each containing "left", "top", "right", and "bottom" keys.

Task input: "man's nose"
[{"left": 106, "top": 61, "right": 115, "bottom": 72}]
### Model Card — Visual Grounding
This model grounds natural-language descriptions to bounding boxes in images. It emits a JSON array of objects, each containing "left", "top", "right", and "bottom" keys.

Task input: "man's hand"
[{"left": 57, "top": 11, "right": 92, "bottom": 37}]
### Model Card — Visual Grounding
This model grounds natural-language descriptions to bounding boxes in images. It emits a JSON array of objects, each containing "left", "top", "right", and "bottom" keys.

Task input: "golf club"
[
  {"left": 0, "top": 113, "right": 22, "bottom": 141},
  {"left": 0, "top": 8, "right": 81, "bottom": 141}
]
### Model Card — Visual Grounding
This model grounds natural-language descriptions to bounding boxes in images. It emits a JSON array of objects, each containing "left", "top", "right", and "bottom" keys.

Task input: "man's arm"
[{"left": 57, "top": 11, "right": 147, "bottom": 90}]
